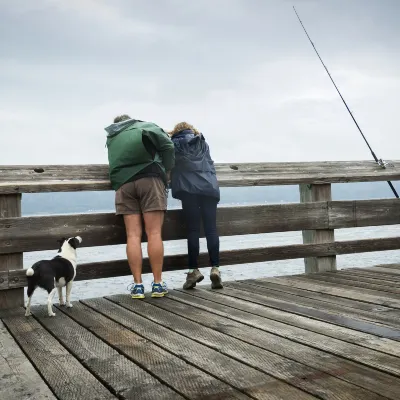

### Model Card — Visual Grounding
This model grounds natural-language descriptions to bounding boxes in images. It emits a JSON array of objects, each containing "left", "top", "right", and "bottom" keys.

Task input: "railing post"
[
  {"left": 0, "top": 194, "right": 24, "bottom": 309},
  {"left": 299, "top": 184, "right": 337, "bottom": 273}
]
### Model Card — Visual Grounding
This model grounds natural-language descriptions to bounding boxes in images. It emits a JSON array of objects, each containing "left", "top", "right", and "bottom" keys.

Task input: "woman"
[{"left": 170, "top": 122, "right": 222, "bottom": 290}]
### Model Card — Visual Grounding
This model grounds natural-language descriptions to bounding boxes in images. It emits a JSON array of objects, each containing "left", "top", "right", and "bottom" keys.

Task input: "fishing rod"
[{"left": 293, "top": 6, "right": 399, "bottom": 198}]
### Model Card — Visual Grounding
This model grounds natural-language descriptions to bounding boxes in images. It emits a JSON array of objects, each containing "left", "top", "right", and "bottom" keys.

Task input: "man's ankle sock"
[{"left": 188, "top": 269, "right": 195, "bottom": 273}]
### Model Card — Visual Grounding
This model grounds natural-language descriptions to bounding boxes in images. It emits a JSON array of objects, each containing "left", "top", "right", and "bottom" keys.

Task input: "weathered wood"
[
  {"left": 303, "top": 272, "right": 400, "bottom": 295},
  {"left": 300, "top": 184, "right": 336, "bottom": 273},
  {"left": 171, "top": 288, "right": 400, "bottom": 358},
  {"left": 225, "top": 281, "right": 400, "bottom": 331},
  {"left": 5, "top": 236, "right": 400, "bottom": 289},
  {"left": 172, "top": 289, "right": 400, "bottom": 376},
  {"left": 56, "top": 302, "right": 251, "bottom": 400},
  {"left": 261, "top": 276, "right": 400, "bottom": 310},
  {"left": 2, "top": 198, "right": 399, "bottom": 254},
  {"left": 0, "top": 203, "right": 327, "bottom": 253},
  {"left": 1, "top": 160, "right": 400, "bottom": 193},
  {"left": 142, "top": 295, "right": 400, "bottom": 400},
  {"left": 2, "top": 310, "right": 116, "bottom": 400},
  {"left": 81, "top": 298, "right": 308, "bottom": 400},
  {"left": 338, "top": 269, "right": 400, "bottom": 285},
  {"left": 0, "top": 194, "right": 23, "bottom": 309},
  {"left": 106, "top": 294, "right": 388, "bottom": 400},
  {"left": 244, "top": 277, "right": 398, "bottom": 312},
  {"left": 356, "top": 266, "right": 400, "bottom": 276},
  {"left": 0, "top": 319, "right": 56, "bottom": 400},
  {"left": 31, "top": 306, "right": 183, "bottom": 400}
]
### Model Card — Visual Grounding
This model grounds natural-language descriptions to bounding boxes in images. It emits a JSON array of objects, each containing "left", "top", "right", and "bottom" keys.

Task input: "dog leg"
[
  {"left": 47, "top": 288, "right": 57, "bottom": 317},
  {"left": 25, "top": 296, "right": 32, "bottom": 317},
  {"left": 66, "top": 281, "right": 73, "bottom": 308},
  {"left": 58, "top": 287, "right": 65, "bottom": 306}
]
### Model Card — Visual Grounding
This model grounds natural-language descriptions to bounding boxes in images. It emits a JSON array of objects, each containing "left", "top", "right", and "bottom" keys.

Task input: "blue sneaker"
[
  {"left": 128, "top": 283, "right": 145, "bottom": 299},
  {"left": 151, "top": 282, "right": 166, "bottom": 298}
]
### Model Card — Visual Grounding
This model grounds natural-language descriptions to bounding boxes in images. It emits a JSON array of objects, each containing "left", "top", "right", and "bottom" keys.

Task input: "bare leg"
[
  {"left": 143, "top": 211, "right": 165, "bottom": 283},
  {"left": 58, "top": 287, "right": 65, "bottom": 306},
  {"left": 25, "top": 296, "right": 32, "bottom": 317},
  {"left": 123, "top": 214, "right": 143, "bottom": 283},
  {"left": 65, "top": 282, "right": 73, "bottom": 308},
  {"left": 47, "top": 288, "right": 57, "bottom": 317}
]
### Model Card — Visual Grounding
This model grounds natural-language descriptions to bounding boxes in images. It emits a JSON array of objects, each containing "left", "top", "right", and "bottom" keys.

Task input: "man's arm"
[{"left": 143, "top": 127, "right": 175, "bottom": 171}]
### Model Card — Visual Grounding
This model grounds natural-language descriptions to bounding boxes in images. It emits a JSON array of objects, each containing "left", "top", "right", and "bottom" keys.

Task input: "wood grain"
[
  {"left": 0, "top": 194, "right": 23, "bottom": 309},
  {"left": 0, "top": 319, "right": 56, "bottom": 400},
  {"left": 1, "top": 160, "right": 400, "bottom": 193},
  {"left": 81, "top": 298, "right": 300, "bottom": 400},
  {"left": 1, "top": 198, "right": 399, "bottom": 254},
  {"left": 5, "top": 236, "right": 400, "bottom": 289},
  {"left": 106, "top": 294, "right": 386, "bottom": 400},
  {"left": 31, "top": 305, "right": 183, "bottom": 400},
  {"left": 300, "top": 184, "right": 336, "bottom": 273},
  {"left": 2, "top": 311, "right": 116, "bottom": 400},
  {"left": 171, "top": 289, "right": 400, "bottom": 376},
  {"left": 55, "top": 302, "right": 253, "bottom": 399},
  {"left": 142, "top": 295, "right": 400, "bottom": 400}
]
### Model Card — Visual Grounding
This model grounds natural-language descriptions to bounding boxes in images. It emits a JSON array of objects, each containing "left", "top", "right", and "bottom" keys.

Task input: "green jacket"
[{"left": 105, "top": 119, "right": 175, "bottom": 191}]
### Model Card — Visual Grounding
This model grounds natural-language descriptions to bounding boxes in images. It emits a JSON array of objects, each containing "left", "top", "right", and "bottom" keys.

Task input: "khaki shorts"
[{"left": 115, "top": 177, "right": 167, "bottom": 215}]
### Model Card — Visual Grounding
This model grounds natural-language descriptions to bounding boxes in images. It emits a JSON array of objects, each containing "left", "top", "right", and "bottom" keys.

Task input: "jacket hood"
[{"left": 104, "top": 119, "right": 138, "bottom": 138}]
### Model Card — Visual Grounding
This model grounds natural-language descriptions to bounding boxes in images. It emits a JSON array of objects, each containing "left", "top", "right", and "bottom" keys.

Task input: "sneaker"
[
  {"left": 161, "top": 281, "right": 169, "bottom": 294},
  {"left": 151, "top": 282, "right": 166, "bottom": 298},
  {"left": 128, "top": 283, "right": 145, "bottom": 299},
  {"left": 183, "top": 269, "right": 204, "bottom": 290},
  {"left": 210, "top": 267, "right": 223, "bottom": 289}
]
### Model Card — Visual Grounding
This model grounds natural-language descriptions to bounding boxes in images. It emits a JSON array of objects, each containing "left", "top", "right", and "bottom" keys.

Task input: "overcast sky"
[{"left": 1, "top": 0, "right": 399, "bottom": 165}]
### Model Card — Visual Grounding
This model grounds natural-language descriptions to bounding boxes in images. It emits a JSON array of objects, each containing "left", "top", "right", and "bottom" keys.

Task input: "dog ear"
[{"left": 56, "top": 237, "right": 67, "bottom": 244}]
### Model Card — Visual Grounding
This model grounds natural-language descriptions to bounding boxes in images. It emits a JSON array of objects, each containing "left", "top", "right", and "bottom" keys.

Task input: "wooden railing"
[{"left": 1, "top": 161, "right": 400, "bottom": 309}]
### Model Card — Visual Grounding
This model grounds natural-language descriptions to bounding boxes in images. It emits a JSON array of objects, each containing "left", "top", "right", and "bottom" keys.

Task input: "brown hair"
[
  {"left": 169, "top": 122, "right": 200, "bottom": 137},
  {"left": 113, "top": 114, "right": 131, "bottom": 123}
]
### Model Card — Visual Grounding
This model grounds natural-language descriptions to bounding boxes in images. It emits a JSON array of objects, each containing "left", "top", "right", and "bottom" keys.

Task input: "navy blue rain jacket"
[{"left": 170, "top": 129, "right": 220, "bottom": 201}]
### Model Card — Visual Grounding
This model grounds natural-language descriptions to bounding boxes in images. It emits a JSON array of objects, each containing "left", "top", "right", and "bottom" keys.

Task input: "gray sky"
[{"left": 1, "top": 0, "right": 399, "bottom": 164}]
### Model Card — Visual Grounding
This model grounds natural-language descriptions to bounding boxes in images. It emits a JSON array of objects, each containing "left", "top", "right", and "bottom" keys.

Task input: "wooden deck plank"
[
  {"left": 243, "top": 278, "right": 398, "bottom": 312},
  {"left": 302, "top": 273, "right": 400, "bottom": 295},
  {"left": 372, "top": 264, "right": 400, "bottom": 270},
  {"left": 336, "top": 269, "right": 400, "bottom": 287},
  {"left": 172, "top": 288, "right": 400, "bottom": 357},
  {"left": 0, "top": 318, "right": 55, "bottom": 400},
  {"left": 1, "top": 310, "right": 116, "bottom": 400},
  {"left": 55, "top": 302, "right": 254, "bottom": 400},
  {"left": 81, "top": 297, "right": 317, "bottom": 400},
  {"left": 262, "top": 276, "right": 400, "bottom": 309},
  {"left": 106, "top": 294, "right": 386, "bottom": 400},
  {"left": 139, "top": 294, "right": 400, "bottom": 400},
  {"left": 226, "top": 281, "right": 400, "bottom": 330},
  {"left": 343, "top": 268, "right": 400, "bottom": 280},
  {"left": 320, "top": 271, "right": 400, "bottom": 287},
  {"left": 171, "top": 289, "right": 400, "bottom": 375},
  {"left": 360, "top": 267, "right": 400, "bottom": 276},
  {"left": 338, "top": 269, "right": 400, "bottom": 283},
  {"left": 30, "top": 306, "right": 183, "bottom": 400}
]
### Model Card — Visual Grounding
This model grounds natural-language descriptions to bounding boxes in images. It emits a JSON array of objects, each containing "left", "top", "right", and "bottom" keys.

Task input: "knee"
[{"left": 146, "top": 230, "right": 162, "bottom": 241}]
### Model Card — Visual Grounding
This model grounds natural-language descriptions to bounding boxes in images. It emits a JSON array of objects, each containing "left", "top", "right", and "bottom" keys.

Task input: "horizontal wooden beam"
[
  {"left": 3, "top": 236, "right": 400, "bottom": 289},
  {"left": 1, "top": 199, "right": 399, "bottom": 254},
  {"left": 1, "top": 161, "right": 400, "bottom": 193}
]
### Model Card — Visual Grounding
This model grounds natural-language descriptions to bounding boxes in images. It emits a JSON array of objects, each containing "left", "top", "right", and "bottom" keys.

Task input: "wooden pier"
[{"left": 0, "top": 161, "right": 400, "bottom": 399}]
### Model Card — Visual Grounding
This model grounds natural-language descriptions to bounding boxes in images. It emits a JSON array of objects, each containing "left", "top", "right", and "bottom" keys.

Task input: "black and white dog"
[{"left": 25, "top": 236, "right": 82, "bottom": 317}]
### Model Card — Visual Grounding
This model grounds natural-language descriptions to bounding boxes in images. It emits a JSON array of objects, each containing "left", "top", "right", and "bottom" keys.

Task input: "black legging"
[{"left": 180, "top": 193, "right": 220, "bottom": 268}]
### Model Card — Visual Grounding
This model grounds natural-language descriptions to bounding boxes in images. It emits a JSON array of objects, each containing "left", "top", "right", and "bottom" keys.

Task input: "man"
[{"left": 105, "top": 115, "right": 175, "bottom": 299}]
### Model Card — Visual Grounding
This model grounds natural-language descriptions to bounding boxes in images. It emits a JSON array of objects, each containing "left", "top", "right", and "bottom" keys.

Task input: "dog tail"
[{"left": 26, "top": 267, "right": 35, "bottom": 277}]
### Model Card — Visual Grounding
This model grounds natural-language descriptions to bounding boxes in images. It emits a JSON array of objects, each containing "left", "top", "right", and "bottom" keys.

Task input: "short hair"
[{"left": 113, "top": 114, "right": 131, "bottom": 123}]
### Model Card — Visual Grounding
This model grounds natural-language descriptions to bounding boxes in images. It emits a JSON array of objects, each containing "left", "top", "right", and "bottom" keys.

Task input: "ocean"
[{"left": 22, "top": 184, "right": 400, "bottom": 305}]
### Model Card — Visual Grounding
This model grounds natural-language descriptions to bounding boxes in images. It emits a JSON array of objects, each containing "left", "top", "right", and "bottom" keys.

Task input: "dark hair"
[{"left": 113, "top": 114, "right": 131, "bottom": 123}]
